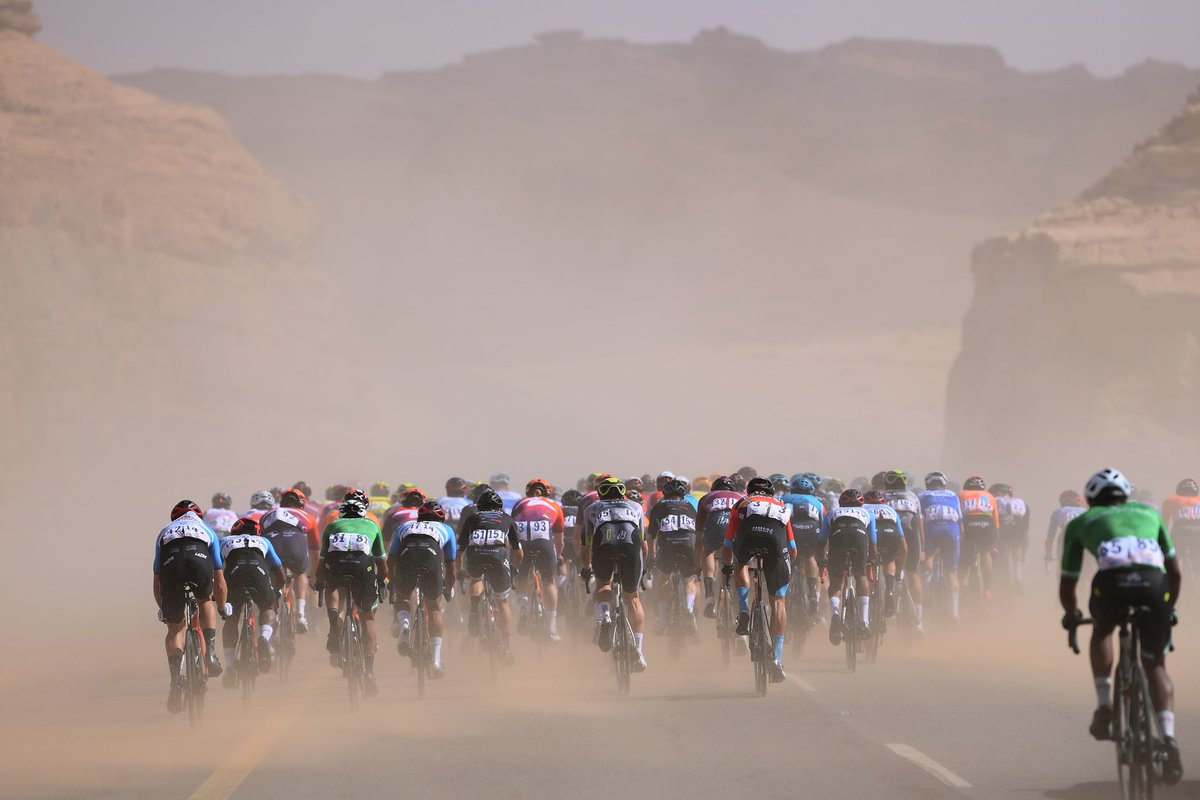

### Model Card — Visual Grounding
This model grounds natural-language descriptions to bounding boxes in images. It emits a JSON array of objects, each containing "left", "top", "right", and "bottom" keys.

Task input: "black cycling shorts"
[
  {"left": 1089, "top": 568, "right": 1173, "bottom": 658},
  {"left": 732, "top": 527, "right": 791, "bottom": 597},
  {"left": 517, "top": 539, "right": 557, "bottom": 582},
  {"left": 827, "top": 528, "right": 868, "bottom": 580},
  {"left": 324, "top": 552, "right": 379, "bottom": 613},
  {"left": 901, "top": 516, "right": 922, "bottom": 569},
  {"left": 592, "top": 540, "right": 643, "bottom": 595},
  {"left": 226, "top": 556, "right": 276, "bottom": 615},
  {"left": 266, "top": 531, "right": 310, "bottom": 575},
  {"left": 877, "top": 529, "right": 903, "bottom": 566},
  {"left": 792, "top": 523, "right": 821, "bottom": 559},
  {"left": 465, "top": 546, "right": 513, "bottom": 596},
  {"left": 1000, "top": 523, "right": 1028, "bottom": 548},
  {"left": 393, "top": 539, "right": 444, "bottom": 600},
  {"left": 158, "top": 543, "right": 215, "bottom": 624},
  {"left": 701, "top": 512, "right": 732, "bottom": 553},
  {"left": 654, "top": 537, "right": 697, "bottom": 577},
  {"left": 960, "top": 518, "right": 997, "bottom": 567}
]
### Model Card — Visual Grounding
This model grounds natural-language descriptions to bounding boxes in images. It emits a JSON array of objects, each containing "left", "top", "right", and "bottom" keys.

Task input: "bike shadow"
[
  {"left": 1043, "top": 780, "right": 1200, "bottom": 798},
  {"left": 615, "top": 691, "right": 763, "bottom": 703}
]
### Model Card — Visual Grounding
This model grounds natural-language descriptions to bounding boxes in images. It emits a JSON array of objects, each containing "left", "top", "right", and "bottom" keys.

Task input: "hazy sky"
[{"left": 37, "top": 0, "right": 1200, "bottom": 78}]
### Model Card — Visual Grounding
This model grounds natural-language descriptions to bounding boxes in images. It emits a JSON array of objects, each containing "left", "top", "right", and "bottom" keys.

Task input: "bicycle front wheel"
[
  {"left": 415, "top": 602, "right": 428, "bottom": 699},
  {"left": 345, "top": 615, "right": 361, "bottom": 709},
  {"left": 752, "top": 602, "right": 769, "bottom": 696},
  {"left": 1126, "top": 665, "right": 1157, "bottom": 800},
  {"left": 844, "top": 593, "right": 858, "bottom": 673}
]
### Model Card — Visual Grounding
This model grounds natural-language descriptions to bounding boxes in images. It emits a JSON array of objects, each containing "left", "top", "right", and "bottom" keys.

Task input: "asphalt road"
[{"left": 5, "top": 574, "right": 1199, "bottom": 799}]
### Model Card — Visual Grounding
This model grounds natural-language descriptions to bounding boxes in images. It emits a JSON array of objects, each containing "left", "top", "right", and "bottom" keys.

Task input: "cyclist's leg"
[
  {"left": 905, "top": 525, "right": 923, "bottom": 623},
  {"left": 765, "top": 539, "right": 790, "bottom": 667},
  {"left": 849, "top": 531, "right": 870, "bottom": 626}
]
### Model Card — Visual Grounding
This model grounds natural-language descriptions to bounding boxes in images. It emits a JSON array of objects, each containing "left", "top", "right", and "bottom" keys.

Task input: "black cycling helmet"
[
  {"left": 989, "top": 483, "right": 1012, "bottom": 497},
  {"left": 231, "top": 516, "right": 259, "bottom": 536},
  {"left": 445, "top": 476, "right": 469, "bottom": 496},
  {"left": 476, "top": 488, "right": 504, "bottom": 511},
  {"left": 211, "top": 492, "right": 232, "bottom": 509},
  {"left": 627, "top": 489, "right": 644, "bottom": 505},
  {"left": 712, "top": 475, "right": 736, "bottom": 492},
  {"left": 746, "top": 477, "right": 774, "bottom": 496},
  {"left": 171, "top": 500, "right": 202, "bottom": 521},
  {"left": 597, "top": 477, "right": 627, "bottom": 500},
  {"left": 871, "top": 471, "right": 888, "bottom": 491},
  {"left": 730, "top": 473, "right": 748, "bottom": 492},
  {"left": 736, "top": 466, "right": 758, "bottom": 480},
  {"left": 924, "top": 471, "right": 948, "bottom": 490},
  {"left": 664, "top": 478, "right": 688, "bottom": 499},
  {"left": 561, "top": 489, "right": 582, "bottom": 505},
  {"left": 883, "top": 470, "right": 908, "bottom": 490},
  {"left": 963, "top": 476, "right": 987, "bottom": 491},
  {"left": 469, "top": 482, "right": 490, "bottom": 502},
  {"left": 769, "top": 473, "right": 789, "bottom": 493},
  {"left": 339, "top": 491, "right": 369, "bottom": 518},
  {"left": 1176, "top": 478, "right": 1199, "bottom": 497},
  {"left": 839, "top": 489, "right": 864, "bottom": 507}
]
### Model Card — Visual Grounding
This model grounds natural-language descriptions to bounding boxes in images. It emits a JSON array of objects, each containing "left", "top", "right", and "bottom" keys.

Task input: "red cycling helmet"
[
  {"left": 863, "top": 489, "right": 886, "bottom": 504},
  {"left": 171, "top": 500, "right": 202, "bottom": 521},
  {"left": 525, "top": 477, "right": 554, "bottom": 497},
  {"left": 839, "top": 489, "right": 865, "bottom": 507},
  {"left": 417, "top": 501, "right": 446, "bottom": 522},
  {"left": 231, "top": 517, "right": 260, "bottom": 536}
]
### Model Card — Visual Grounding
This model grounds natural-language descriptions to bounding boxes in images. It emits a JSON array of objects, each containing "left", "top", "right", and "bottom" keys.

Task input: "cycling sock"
[
  {"left": 830, "top": 595, "right": 841, "bottom": 618},
  {"left": 167, "top": 652, "right": 182, "bottom": 679},
  {"left": 806, "top": 577, "right": 818, "bottom": 600},
  {"left": 1095, "top": 676, "right": 1113, "bottom": 708},
  {"left": 596, "top": 601, "right": 611, "bottom": 621},
  {"left": 432, "top": 637, "right": 443, "bottom": 665},
  {"left": 686, "top": 592, "right": 696, "bottom": 612},
  {"left": 703, "top": 576, "right": 714, "bottom": 598},
  {"left": 259, "top": 624, "right": 273, "bottom": 641},
  {"left": 396, "top": 609, "right": 410, "bottom": 625},
  {"left": 773, "top": 635, "right": 784, "bottom": 663},
  {"left": 885, "top": 574, "right": 895, "bottom": 594},
  {"left": 298, "top": 598, "right": 306, "bottom": 616},
  {"left": 859, "top": 595, "right": 870, "bottom": 625},
  {"left": 364, "top": 653, "right": 374, "bottom": 675},
  {"left": 549, "top": 611, "right": 558, "bottom": 634},
  {"left": 914, "top": 603, "right": 923, "bottom": 624},
  {"left": 737, "top": 587, "right": 750, "bottom": 614},
  {"left": 633, "top": 632, "right": 644, "bottom": 653},
  {"left": 1158, "top": 711, "right": 1175, "bottom": 738},
  {"left": 950, "top": 592, "right": 960, "bottom": 618},
  {"left": 203, "top": 628, "right": 218, "bottom": 656},
  {"left": 224, "top": 647, "right": 236, "bottom": 665}
]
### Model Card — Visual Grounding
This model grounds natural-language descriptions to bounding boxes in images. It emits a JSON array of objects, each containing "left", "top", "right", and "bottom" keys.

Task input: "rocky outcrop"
[
  {"left": 946, "top": 88, "right": 1200, "bottom": 483},
  {"left": 0, "top": 15, "right": 337, "bottom": 503}
]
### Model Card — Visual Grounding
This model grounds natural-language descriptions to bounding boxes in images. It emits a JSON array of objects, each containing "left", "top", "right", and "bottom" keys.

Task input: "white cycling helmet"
[
  {"left": 249, "top": 489, "right": 276, "bottom": 511},
  {"left": 1084, "top": 468, "right": 1132, "bottom": 505},
  {"left": 924, "top": 471, "right": 948, "bottom": 489}
]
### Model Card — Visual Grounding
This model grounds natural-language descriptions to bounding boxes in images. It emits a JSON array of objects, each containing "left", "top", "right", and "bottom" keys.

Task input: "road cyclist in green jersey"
[
  {"left": 318, "top": 489, "right": 388, "bottom": 696},
  {"left": 1059, "top": 468, "right": 1183, "bottom": 786}
]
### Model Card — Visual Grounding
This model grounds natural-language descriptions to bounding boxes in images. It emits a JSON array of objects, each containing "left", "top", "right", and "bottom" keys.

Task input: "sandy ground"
[{"left": 2, "top": 566, "right": 1197, "bottom": 799}]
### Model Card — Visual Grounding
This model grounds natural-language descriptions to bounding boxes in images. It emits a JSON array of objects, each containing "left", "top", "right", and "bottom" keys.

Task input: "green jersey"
[
  {"left": 321, "top": 516, "right": 385, "bottom": 561},
  {"left": 1061, "top": 502, "right": 1175, "bottom": 578}
]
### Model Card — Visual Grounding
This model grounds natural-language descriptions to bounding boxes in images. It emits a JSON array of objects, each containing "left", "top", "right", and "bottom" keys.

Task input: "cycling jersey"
[
  {"left": 1046, "top": 504, "right": 1087, "bottom": 560},
  {"left": 203, "top": 507, "right": 238, "bottom": 536},
  {"left": 154, "top": 512, "right": 223, "bottom": 624},
  {"left": 389, "top": 519, "right": 457, "bottom": 560},
  {"left": 382, "top": 505, "right": 420, "bottom": 542},
  {"left": 821, "top": 505, "right": 876, "bottom": 581},
  {"left": 781, "top": 491, "right": 824, "bottom": 558},
  {"left": 1061, "top": 503, "right": 1175, "bottom": 579},
  {"left": 221, "top": 533, "right": 282, "bottom": 612},
  {"left": 919, "top": 489, "right": 962, "bottom": 535},
  {"left": 459, "top": 509, "right": 521, "bottom": 594},
  {"left": 647, "top": 498, "right": 697, "bottom": 541},
  {"left": 367, "top": 495, "right": 391, "bottom": 520},
  {"left": 1161, "top": 494, "right": 1200, "bottom": 538},
  {"left": 511, "top": 496, "right": 565, "bottom": 543},
  {"left": 436, "top": 496, "right": 472, "bottom": 526},
  {"left": 885, "top": 489, "right": 922, "bottom": 567},
  {"left": 320, "top": 516, "right": 385, "bottom": 562},
  {"left": 239, "top": 510, "right": 267, "bottom": 525},
  {"left": 584, "top": 498, "right": 645, "bottom": 594},
  {"left": 997, "top": 495, "right": 1031, "bottom": 541},
  {"left": 154, "top": 512, "right": 223, "bottom": 573},
  {"left": 959, "top": 490, "right": 999, "bottom": 526},
  {"left": 260, "top": 506, "right": 318, "bottom": 573},
  {"left": 697, "top": 489, "right": 744, "bottom": 552},
  {"left": 866, "top": 503, "right": 905, "bottom": 565},
  {"left": 820, "top": 506, "right": 878, "bottom": 546},
  {"left": 390, "top": 519, "right": 457, "bottom": 598},
  {"left": 725, "top": 495, "right": 795, "bottom": 595},
  {"left": 497, "top": 489, "right": 522, "bottom": 514},
  {"left": 220, "top": 533, "right": 283, "bottom": 566}
]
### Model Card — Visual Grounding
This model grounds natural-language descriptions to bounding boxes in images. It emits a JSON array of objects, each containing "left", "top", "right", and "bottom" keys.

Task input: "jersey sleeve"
[
  {"left": 388, "top": 529, "right": 403, "bottom": 558},
  {"left": 441, "top": 523, "right": 458, "bottom": 561},
  {"left": 370, "top": 523, "right": 385, "bottom": 558},
  {"left": 1060, "top": 517, "right": 1084, "bottom": 578},
  {"left": 785, "top": 518, "right": 796, "bottom": 551},
  {"left": 209, "top": 529, "right": 224, "bottom": 569},
  {"left": 507, "top": 519, "right": 522, "bottom": 550},
  {"left": 552, "top": 503, "right": 564, "bottom": 535},
  {"left": 1159, "top": 517, "right": 1176, "bottom": 559},
  {"left": 722, "top": 502, "right": 740, "bottom": 549},
  {"left": 153, "top": 533, "right": 163, "bottom": 574},
  {"left": 264, "top": 539, "right": 283, "bottom": 569},
  {"left": 867, "top": 513, "right": 877, "bottom": 545}
]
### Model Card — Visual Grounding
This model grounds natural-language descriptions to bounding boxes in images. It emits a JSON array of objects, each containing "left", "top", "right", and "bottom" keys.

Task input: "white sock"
[
  {"left": 596, "top": 601, "right": 611, "bottom": 621},
  {"left": 830, "top": 595, "right": 842, "bottom": 617},
  {"left": 634, "top": 632, "right": 644, "bottom": 653},
  {"left": 950, "top": 592, "right": 960, "bottom": 618},
  {"left": 260, "top": 624, "right": 273, "bottom": 641},
  {"left": 520, "top": 595, "right": 529, "bottom": 611},
  {"left": 432, "top": 636, "right": 443, "bottom": 665},
  {"left": 298, "top": 598, "right": 307, "bottom": 616},
  {"left": 556, "top": 574, "right": 567, "bottom": 589},
  {"left": 1159, "top": 711, "right": 1176, "bottom": 738},
  {"left": 914, "top": 603, "right": 923, "bottom": 624},
  {"left": 859, "top": 595, "right": 870, "bottom": 625},
  {"left": 224, "top": 647, "right": 236, "bottom": 665},
  {"left": 396, "top": 609, "right": 411, "bottom": 626},
  {"left": 1095, "top": 676, "right": 1113, "bottom": 708},
  {"left": 686, "top": 592, "right": 696, "bottom": 612},
  {"left": 549, "top": 611, "right": 558, "bottom": 634}
]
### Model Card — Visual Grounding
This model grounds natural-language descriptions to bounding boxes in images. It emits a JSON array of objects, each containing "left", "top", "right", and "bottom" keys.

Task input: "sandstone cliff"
[{"left": 946, "top": 87, "right": 1200, "bottom": 484}]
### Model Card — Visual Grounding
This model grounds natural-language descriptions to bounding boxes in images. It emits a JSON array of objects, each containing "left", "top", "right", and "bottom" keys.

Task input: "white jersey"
[
  {"left": 203, "top": 508, "right": 238, "bottom": 535},
  {"left": 437, "top": 496, "right": 472, "bottom": 524}
]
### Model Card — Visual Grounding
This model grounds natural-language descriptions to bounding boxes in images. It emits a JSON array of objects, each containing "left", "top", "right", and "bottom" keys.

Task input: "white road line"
[
  {"left": 886, "top": 743, "right": 971, "bottom": 788},
  {"left": 788, "top": 675, "right": 816, "bottom": 692}
]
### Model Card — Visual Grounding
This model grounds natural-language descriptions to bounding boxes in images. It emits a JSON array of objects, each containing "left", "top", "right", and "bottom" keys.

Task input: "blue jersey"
[
  {"left": 865, "top": 503, "right": 905, "bottom": 539},
  {"left": 154, "top": 512, "right": 222, "bottom": 573},
  {"left": 684, "top": 493, "right": 700, "bottom": 510},
  {"left": 219, "top": 534, "right": 283, "bottom": 568},
  {"left": 919, "top": 489, "right": 962, "bottom": 536},
  {"left": 390, "top": 519, "right": 458, "bottom": 561},
  {"left": 820, "top": 505, "right": 877, "bottom": 545},
  {"left": 497, "top": 490, "right": 523, "bottom": 514},
  {"left": 782, "top": 492, "right": 824, "bottom": 535}
]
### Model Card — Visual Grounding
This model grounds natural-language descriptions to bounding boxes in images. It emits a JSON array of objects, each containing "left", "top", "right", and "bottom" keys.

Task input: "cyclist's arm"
[
  {"left": 1160, "top": 519, "right": 1181, "bottom": 606},
  {"left": 507, "top": 521, "right": 524, "bottom": 564},
  {"left": 552, "top": 507, "right": 565, "bottom": 558},
  {"left": 785, "top": 519, "right": 797, "bottom": 559},
  {"left": 1058, "top": 574, "right": 1079, "bottom": 617},
  {"left": 720, "top": 504, "right": 738, "bottom": 565},
  {"left": 580, "top": 513, "right": 593, "bottom": 569},
  {"left": 213, "top": 569, "right": 227, "bottom": 606}
]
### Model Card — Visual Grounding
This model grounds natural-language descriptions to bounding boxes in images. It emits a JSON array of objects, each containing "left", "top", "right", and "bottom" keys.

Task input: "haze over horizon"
[{"left": 37, "top": 0, "right": 1200, "bottom": 79}]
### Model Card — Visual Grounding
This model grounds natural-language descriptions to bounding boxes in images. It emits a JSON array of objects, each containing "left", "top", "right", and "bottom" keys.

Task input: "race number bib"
[
  {"left": 469, "top": 527, "right": 509, "bottom": 547},
  {"left": 328, "top": 532, "right": 372, "bottom": 554},
  {"left": 742, "top": 499, "right": 791, "bottom": 524},
  {"left": 890, "top": 497, "right": 919, "bottom": 515},
  {"left": 656, "top": 514, "right": 695, "bottom": 534},
  {"left": 924, "top": 504, "right": 960, "bottom": 523},
  {"left": 1097, "top": 536, "right": 1165, "bottom": 571},
  {"left": 962, "top": 496, "right": 994, "bottom": 514},
  {"left": 516, "top": 519, "right": 552, "bottom": 541},
  {"left": 1177, "top": 505, "right": 1200, "bottom": 522},
  {"left": 160, "top": 520, "right": 211, "bottom": 546}
]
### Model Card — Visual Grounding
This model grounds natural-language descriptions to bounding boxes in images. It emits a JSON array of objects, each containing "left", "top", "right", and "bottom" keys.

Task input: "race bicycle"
[
  {"left": 864, "top": 561, "right": 886, "bottom": 664},
  {"left": 663, "top": 565, "right": 693, "bottom": 660},
  {"left": 231, "top": 586, "right": 260, "bottom": 705},
  {"left": 478, "top": 573, "right": 503, "bottom": 678},
  {"left": 609, "top": 562, "right": 637, "bottom": 695},
  {"left": 276, "top": 566, "right": 297, "bottom": 681},
  {"left": 746, "top": 550, "right": 773, "bottom": 696},
  {"left": 179, "top": 583, "right": 208, "bottom": 730},
  {"left": 715, "top": 570, "right": 737, "bottom": 666}
]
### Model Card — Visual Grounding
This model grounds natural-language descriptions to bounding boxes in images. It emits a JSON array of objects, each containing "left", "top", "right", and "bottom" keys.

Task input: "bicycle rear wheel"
[
  {"left": 1127, "top": 665, "right": 1157, "bottom": 799},
  {"left": 415, "top": 597, "right": 428, "bottom": 699},
  {"left": 240, "top": 613, "right": 257, "bottom": 706},
  {"left": 844, "top": 588, "right": 858, "bottom": 673},
  {"left": 278, "top": 590, "right": 294, "bottom": 681},
  {"left": 717, "top": 588, "right": 733, "bottom": 665},
  {"left": 751, "top": 602, "right": 769, "bottom": 696},
  {"left": 345, "top": 613, "right": 361, "bottom": 709},
  {"left": 184, "top": 626, "right": 203, "bottom": 730}
]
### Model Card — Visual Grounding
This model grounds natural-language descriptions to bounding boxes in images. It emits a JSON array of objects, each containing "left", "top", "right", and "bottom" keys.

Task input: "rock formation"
[{"left": 946, "top": 87, "right": 1200, "bottom": 485}]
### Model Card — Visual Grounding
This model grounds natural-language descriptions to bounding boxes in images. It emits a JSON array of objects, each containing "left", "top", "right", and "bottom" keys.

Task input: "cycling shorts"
[
  {"left": 960, "top": 518, "right": 997, "bottom": 566},
  {"left": 901, "top": 517, "right": 922, "bottom": 569},
  {"left": 393, "top": 538, "right": 444, "bottom": 600},
  {"left": 516, "top": 538, "right": 557, "bottom": 582},
  {"left": 158, "top": 542, "right": 215, "bottom": 625},
  {"left": 226, "top": 556, "right": 276, "bottom": 615},
  {"left": 655, "top": 537, "right": 698, "bottom": 577},
  {"left": 826, "top": 528, "right": 867, "bottom": 582},
  {"left": 324, "top": 552, "right": 379, "bottom": 613},
  {"left": 701, "top": 512, "right": 731, "bottom": 553},
  {"left": 267, "top": 531, "right": 310, "bottom": 576},
  {"left": 877, "top": 529, "right": 903, "bottom": 566},
  {"left": 792, "top": 523, "right": 821, "bottom": 559},
  {"left": 592, "top": 539, "right": 642, "bottom": 595},
  {"left": 1000, "top": 523, "right": 1028, "bottom": 548},
  {"left": 732, "top": 527, "right": 791, "bottom": 597},
  {"left": 465, "top": 546, "right": 513, "bottom": 597},
  {"left": 1089, "top": 568, "right": 1172, "bottom": 658},
  {"left": 924, "top": 526, "right": 960, "bottom": 572}
]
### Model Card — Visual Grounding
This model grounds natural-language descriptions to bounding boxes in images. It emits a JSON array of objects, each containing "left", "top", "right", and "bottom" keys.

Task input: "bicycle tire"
[
  {"left": 1114, "top": 642, "right": 1134, "bottom": 799},
  {"left": 415, "top": 589, "right": 428, "bottom": 699},
  {"left": 668, "top": 572, "right": 683, "bottom": 661},
  {"left": 752, "top": 601, "right": 769, "bottom": 696},
  {"left": 613, "top": 580, "right": 631, "bottom": 694},
  {"left": 844, "top": 585, "right": 857, "bottom": 673},
  {"left": 345, "top": 610, "right": 361, "bottom": 709},
  {"left": 240, "top": 608, "right": 256, "bottom": 705},
  {"left": 717, "top": 587, "right": 732, "bottom": 665},
  {"left": 1130, "top": 663, "right": 1158, "bottom": 799},
  {"left": 278, "top": 588, "right": 293, "bottom": 681},
  {"left": 184, "top": 625, "right": 203, "bottom": 730}
]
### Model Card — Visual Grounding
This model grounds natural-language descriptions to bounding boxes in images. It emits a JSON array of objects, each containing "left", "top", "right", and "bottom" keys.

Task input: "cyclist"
[
  {"left": 782, "top": 476, "right": 825, "bottom": 617},
  {"left": 318, "top": 485, "right": 348, "bottom": 534},
  {"left": 219, "top": 517, "right": 285, "bottom": 685},
  {"left": 260, "top": 488, "right": 316, "bottom": 633},
  {"left": 390, "top": 501, "right": 457, "bottom": 678},
  {"left": 647, "top": 477, "right": 700, "bottom": 634},
  {"left": 821, "top": 488, "right": 878, "bottom": 645},
  {"left": 675, "top": 476, "right": 701, "bottom": 510},
  {"left": 512, "top": 478, "right": 565, "bottom": 642},
  {"left": 241, "top": 490, "right": 277, "bottom": 524},
  {"left": 1060, "top": 468, "right": 1183, "bottom": 785},
  {"left": 367, "top": 482, "right": 391, "bottom": 520},
  {"left": 1046, "top": 491, "right": 1088, "bottom": 570},
  {"left": 154, "top": 501, "right": 226, "bottom": 713},
  {"left": 959, "top": 476, "right": 999, "bottom": 603},
  {"left": 459, "top": 488, "right": 523, "bottom": 662},
  {"left": 723, "top": 476, "right": 796, "bottom": 683},
  {"left": 1161, "top": 478, "right": 1200, "bottom": 568},
  {"left": 645, "top": 471, "right": 673, "bottom": 513},
  {"left": 866, "top": 489, "right": 909, "bottom": 613},
  {"left": 290, "top": 481, "right": 322, "bottom": 520},
  {"left": 820, "top": 477, "right": 845, "bottom": 511},
  {"left": 204, "top": 493, "right": 238, "bottom": 536},
  {"left": 696, "top": 476, "right": 743, "bottom": 618},
  {"left": 768, "top": 473, "right": 789, "bottom": 498},
  {"left": 489, "top": 472, "right": 523, "bottom": 513},
  {"left": 559, "top": 488, "right": 583, "bottom": 587},
  {"left": 881, "top": 471, "right": 924, "bottom": 632},
  {"left": 581, "top": 477, "right": 648, "bottom": 671},
  {"left": 317, "top": 490, "right": 386, "bottom": 696},
  {"left": 382, "top": 486, "right": 427, "bottom": 542},
  {"left": 991, "top": 483, "right": 1031, "bottom": 588},
  {"left": 437, "top": 477, "right": 473, "bottom": 528},
  {"left": 920, "top": 471, "right": 962, "bottom": 622}
]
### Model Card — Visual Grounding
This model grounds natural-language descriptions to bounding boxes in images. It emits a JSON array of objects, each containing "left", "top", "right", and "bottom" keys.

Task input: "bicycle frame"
[
  {"left": 748, "top": 552, "right": 771, "bottom": 696},
  {"left": 181, "top": 584, "right": 206, "bottom": 730},
  {"left": 235, "top": 587, "right": 258, "bottom": 702},
  {"left": 611, "top": 563, "right": 633, "bottom": 695}
]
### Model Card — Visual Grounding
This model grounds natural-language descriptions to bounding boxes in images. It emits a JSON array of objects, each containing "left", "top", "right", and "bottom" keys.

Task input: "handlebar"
[{"left": 1066, "top": 616, "right": 1093, "bottom": 654}]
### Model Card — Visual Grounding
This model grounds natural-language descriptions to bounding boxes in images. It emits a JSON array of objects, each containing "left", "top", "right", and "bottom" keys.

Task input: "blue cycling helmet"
[{"left": 790, "top": 476, "right": 816, "bottom": 495}]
